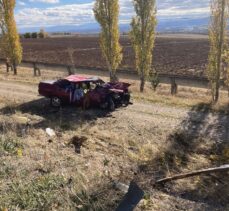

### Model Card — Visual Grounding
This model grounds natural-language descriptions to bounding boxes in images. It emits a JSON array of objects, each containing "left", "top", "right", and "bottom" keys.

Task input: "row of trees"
[
  {"left": 24, "top": 29, "right": 48, "bottom": 39},
  {"left": 94, "top": 0, "right": 229, "bottom": 103},
  {"left": 94, "top": 0, "right": 157, "bottom": 92}
]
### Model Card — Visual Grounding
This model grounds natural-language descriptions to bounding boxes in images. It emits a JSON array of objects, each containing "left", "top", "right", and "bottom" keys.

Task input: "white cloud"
[
  {"left": 158, "top": 6, "right": 210, "bottom": 18},
  {"left": 15, "top": 0, "right": 211, "bottom": 29},
  {"left": 29, "top": 0, "right": 59, "bottom": 4},
  {"left": 18, "top": 1, "right": 26, "bottom": 6},
  {"left": 16, "top": 3, "right": 94, "bottom": 28}
]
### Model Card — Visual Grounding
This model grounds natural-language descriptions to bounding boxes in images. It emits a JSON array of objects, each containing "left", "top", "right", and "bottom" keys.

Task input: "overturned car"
[{"left": 38, "top": 75, "right": 131, "bottom": 111}]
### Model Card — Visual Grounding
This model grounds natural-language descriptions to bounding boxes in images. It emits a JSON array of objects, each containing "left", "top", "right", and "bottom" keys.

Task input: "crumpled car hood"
[{"left": 104, "top": 82, "right": 131, "bottom": 91}]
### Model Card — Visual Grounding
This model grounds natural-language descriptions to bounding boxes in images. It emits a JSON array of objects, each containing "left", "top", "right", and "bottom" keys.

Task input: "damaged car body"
[{"left": 38, "top": 75, "right": 131, "bottom": 111}]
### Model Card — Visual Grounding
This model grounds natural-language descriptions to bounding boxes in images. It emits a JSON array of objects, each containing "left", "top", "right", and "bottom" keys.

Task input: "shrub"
[
  {"left": 39, "top": 28, "right": 48, "bottom": 38},
  {"left": 24, "top": 32, "right": 31, "bottom": 39},
  {"left": 31, "top": 32, "right": 38, "bottom": 39}
]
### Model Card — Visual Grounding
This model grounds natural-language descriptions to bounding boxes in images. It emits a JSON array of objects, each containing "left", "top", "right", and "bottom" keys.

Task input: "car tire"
[
  {"left": 51, "top": 97, "right": 61, "bottom": 107},
  {"left": 100, "top": 102, "right": 108, "bottom": 109},
  {"left": 108, "top": 97, "right": 115, "bottom": 111}
]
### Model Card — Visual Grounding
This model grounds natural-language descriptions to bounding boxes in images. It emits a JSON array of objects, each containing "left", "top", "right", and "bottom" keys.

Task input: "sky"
[{"left": 15, "top": 0, "right": 211, "bottom": 30}]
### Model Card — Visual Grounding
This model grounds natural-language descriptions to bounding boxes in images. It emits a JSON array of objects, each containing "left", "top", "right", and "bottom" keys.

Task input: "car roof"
[{"left": 65, "top": 75, "right": 103, "bottom": 83}]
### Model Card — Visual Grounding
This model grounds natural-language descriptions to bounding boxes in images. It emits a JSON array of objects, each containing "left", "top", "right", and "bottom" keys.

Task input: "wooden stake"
[{"left": 156, "top": 164, "right": 229, "bottom": 184}]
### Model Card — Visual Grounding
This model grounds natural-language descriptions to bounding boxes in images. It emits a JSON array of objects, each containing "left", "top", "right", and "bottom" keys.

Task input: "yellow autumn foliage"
[
  {"left": 94, "top": 0, "right": 122, "bottom": 82},
  {"left": 207, "top": 0, "right": 228, "bottom": 102},
  {"left": 129, "top": 0, "right": 157, "bottom": 92},
  {"left": 0, "top": 0, "right": 22, "bottom": 74}
]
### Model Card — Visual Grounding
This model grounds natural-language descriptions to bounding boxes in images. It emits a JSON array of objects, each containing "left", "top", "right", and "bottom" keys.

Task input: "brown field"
[
  {"left": 21, "top": 35, "right": 209, "bottom": 77},
  {"left": 0, "top": 67, "right": 228, "bottom": 210}
]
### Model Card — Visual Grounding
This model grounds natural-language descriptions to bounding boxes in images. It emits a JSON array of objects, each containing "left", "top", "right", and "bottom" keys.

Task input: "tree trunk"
[
  {"left": 214, "top": 0, "right": 226, "bottom": 103},
  {"left": 140, "top": 75, "right": 145, "bottom": 92},
  {"left": 171, "top": 77, "right": 178, "bottom": 95},
  {"left": 214, "top": 81, "right": 220, "bottom": 103},
  {"left": 110, "top": 71, "right": 118, "bottom": 82},
  {"left": 33, "top": 63, "right": 41, "bottom": 76},
  {"left": 13, "top": 63, "right": 17, "bottom": 75},
  {"left": 6, "top": 62, "right": 9, "bottom": 73},
  {"left": 33, "top": 63, "right": 37, "bottom": 76},
  {"left": 38, "top": 68, "right": 41, "bottom": 76},
  {"left": 106, "top": 60, "right": 118, "bottom": 82},
  {"left": 67, "top": 66, "right": 72, "bottom": 75}
]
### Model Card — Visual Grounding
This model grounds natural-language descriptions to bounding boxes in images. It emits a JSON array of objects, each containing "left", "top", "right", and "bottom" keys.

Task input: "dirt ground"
[
  {"left": 18, "top": 35, "right": 209, "bottom": 77},
  {"left": 0, "top": 67, "right": 228, "bottom": 210}
]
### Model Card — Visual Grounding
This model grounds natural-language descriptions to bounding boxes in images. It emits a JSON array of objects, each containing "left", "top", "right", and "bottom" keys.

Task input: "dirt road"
[
  {"left": 0, "top": 79, "right": 228, "bottom": 143},
  {"left": 0, "top": 80, "right": 38, "bottom": 101}
]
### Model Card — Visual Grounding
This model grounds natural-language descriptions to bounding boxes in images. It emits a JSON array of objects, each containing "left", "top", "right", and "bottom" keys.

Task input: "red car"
[{"left": 38, "top": 75, "right": 131, "bottom": 110}]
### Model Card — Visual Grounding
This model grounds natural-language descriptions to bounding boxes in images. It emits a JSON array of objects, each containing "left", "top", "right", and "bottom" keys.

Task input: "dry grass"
[
  {"left": 0, "top": 65, "right": 68, "bottom": 85},
  {"left": 0, "top": 102, "right": 127, "bottom": 210},
  {"left": 130, "top": 81, "right": 229, "bottom": 112}
]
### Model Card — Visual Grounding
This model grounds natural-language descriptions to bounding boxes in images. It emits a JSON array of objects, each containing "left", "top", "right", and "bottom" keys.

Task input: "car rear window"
[{"left": 55, "top": 79, "right": 71, "bottom": 88}]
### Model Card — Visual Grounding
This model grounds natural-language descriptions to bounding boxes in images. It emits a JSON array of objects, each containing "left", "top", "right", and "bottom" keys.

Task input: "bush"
[
  {"left": 31, "top": 32, "right": 38, "bottom": 39},
  {"left": 38, "top": 32, "right": 45, "bottom": 38},
  {"left": 39, "top": 28, "right": 48, "bottom": 38},
  {"left": 24, "top": 32, "right": 31, "bottom": 39}
]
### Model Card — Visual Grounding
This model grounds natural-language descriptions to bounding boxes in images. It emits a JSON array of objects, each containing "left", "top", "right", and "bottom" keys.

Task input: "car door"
[{"left": 55, "top": 80, "right": 72, "bottom": 104}]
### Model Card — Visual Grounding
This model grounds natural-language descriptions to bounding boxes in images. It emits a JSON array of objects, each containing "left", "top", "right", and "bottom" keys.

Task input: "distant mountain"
[
  {"left": 19, "top": 23, "right": 100, "bottom": 33},
  {"left": 19, "top": 17, "right": 209, "bottom": 34},
  {"left": 157, "top": 17, "right": 209, "bottom": 33}
]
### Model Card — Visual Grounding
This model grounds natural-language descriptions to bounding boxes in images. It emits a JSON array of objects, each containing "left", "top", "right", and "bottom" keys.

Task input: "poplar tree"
[
  {"left": 223, "top": 50, "right": 229, "bottom": 94},
  {"left": 222, "top": 1, "right": 229, "bottom": 93},
  {"left": 0, "top": 0, "right": 22, "bottom": 75},
  {"left": 130, "top": 0, "right": 157, "bottom": 92},
  {"left": 207, "top": 0, "right": 228, "bottom": 103},
  {"left": 94, "top": 0, "right": 122, "bottom": 82}
]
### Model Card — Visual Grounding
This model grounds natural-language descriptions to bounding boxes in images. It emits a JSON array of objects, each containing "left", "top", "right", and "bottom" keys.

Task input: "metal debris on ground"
[
  {"left": 45, "top": 128, "right": 56, "bottom": 137},
  {"left": 113, "top": 181, "right": 129, "bottom": 193},
  {"left": 116, "top": 181, "right": 144, "bottom": 211}
]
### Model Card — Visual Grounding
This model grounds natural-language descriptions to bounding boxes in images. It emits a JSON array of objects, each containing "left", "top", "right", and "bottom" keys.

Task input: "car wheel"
[
  {"left": 100, "top": 102, "right": 108, "bottom": 109},
  {"left": 51, "top": 97, "right": 61, "bottom": 107},
  {"left": 108, "top": 98, "right": 115, "bottom": 111}
]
